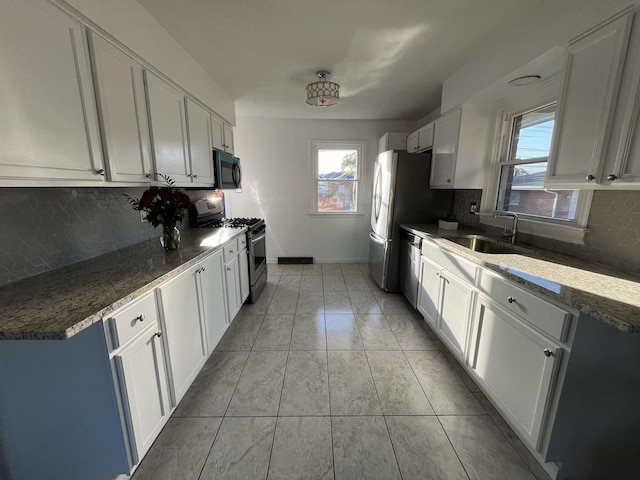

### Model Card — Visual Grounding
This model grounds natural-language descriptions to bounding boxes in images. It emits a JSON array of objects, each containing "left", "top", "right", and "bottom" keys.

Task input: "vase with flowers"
[{"left": 124, "top": 174, "right": 192, "bottom": 251}]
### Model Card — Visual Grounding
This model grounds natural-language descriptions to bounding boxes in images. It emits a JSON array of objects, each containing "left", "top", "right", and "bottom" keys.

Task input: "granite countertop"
[
  {"left": 402, "top": 224, "right": 640, "bottom": 334},
  {"left": 0, "top": 227, "right": 246, "bottom": 340}
]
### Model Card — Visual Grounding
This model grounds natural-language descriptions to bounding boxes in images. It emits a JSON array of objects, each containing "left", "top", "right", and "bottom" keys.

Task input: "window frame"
[
  {"left": 480, "top": 76, "right": 592, "bottom": 244},
  {"left": 310, "top": 140, "right": 365, "bottom": 216}
]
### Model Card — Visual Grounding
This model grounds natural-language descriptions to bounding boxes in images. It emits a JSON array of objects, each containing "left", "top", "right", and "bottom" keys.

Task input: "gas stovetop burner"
[{"left": 208, "top": 217, "right": 263, "bottom": 228}]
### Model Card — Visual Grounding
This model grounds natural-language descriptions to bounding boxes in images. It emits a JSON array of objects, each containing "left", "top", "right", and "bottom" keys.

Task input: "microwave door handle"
[{"left": 232, "top": 163, "right": 242, "bottom": 187}]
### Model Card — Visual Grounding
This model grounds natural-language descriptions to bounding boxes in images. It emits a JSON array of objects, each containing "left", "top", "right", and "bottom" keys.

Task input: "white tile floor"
[{"left": 131, "top": 263, "right": 551, "bottom": 480}]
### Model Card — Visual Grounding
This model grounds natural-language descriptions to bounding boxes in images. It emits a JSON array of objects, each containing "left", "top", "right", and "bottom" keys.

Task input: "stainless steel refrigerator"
[{"left": 368, "top": 149, "right": 453, "bottom": 292}]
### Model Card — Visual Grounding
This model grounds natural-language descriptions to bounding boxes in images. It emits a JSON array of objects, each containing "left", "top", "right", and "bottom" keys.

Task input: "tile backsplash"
[
  {"left": 0, "top": 187, "right": 162, "bottom": 285},
  {"left": 451, "top": 189, "right": 640, "bottom": 275}
]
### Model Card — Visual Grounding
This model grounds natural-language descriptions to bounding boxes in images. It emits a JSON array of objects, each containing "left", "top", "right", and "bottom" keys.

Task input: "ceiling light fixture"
[
  {"left": 306, "top": 71, "right": 340, "bottom": 106},
  {"left": 508, "top": 75, "right": 542, "bottom": 87}
]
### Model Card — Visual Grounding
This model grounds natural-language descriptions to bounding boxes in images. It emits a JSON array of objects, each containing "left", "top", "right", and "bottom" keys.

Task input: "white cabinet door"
[
  {"left": 186, "top": 98, "right": 215, "bottom": 186},
  {"left": 437, "top": 269, "right": 473, "bottom": 361},
  {"left": 417, "top": 123, "right": 435, "bottom": 152},
  {"left": 223, "top": 124, "right": 235, "bottom": 154},
  {"left": 88, "top": 32, "right": 152, "bottom": 183},
  {"left": 198, "top": 249, "right": 228, "bottom": 352},
  {"left": 238, "top": 248, "right": 250, "bottom": 304},
  {"left": 417, "top": 256, "right": 441, "bottom": 329},
  {"left": 547, "top": 13, "right": 632, "bottom": 187},
  {"left": 210, "top": 114, "right": 225, "bottom": 151},
  {"left": 406, "top": 131, "right": 420, "bottom": 153},
  {"left": 0, "top": 0, "right": 104, "bottom": 184},
  {"left": 157, "top": 266, "right": 207, "bottom": 405},
  {"left": 431, "top": 108, "right": 460, "bottom": 187},
  {"left": 469, "top": 296, "right": 561, "bottom": 447},
  {"left": 114, "top": 325, "right": 170, "bottom": 464},
  {"left": 145, "top": 71, "right": 190, "bottom": 184},
  {"left": 224, "top": 256, "right": 241, "bottom": 322}
]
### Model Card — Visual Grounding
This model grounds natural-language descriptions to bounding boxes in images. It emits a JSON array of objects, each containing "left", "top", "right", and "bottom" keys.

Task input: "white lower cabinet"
[
  {"left": 198, "top": 249, "right": 229, "bottom": 352},
  {"left": 437, "top": 270, "right": 473, "bottom": 360},
  {"left": 417, "top": 256, "right": 440, "bottom": 329},
  {"left": 239, "top": 248, "right": 250, "bottom": 304},
  {"left": 468, "top": 295, "right": 561, "bottom": 448},
  {"left": 156, "top": 264, "right": 207, "bottom": 406},
  {"left": 224, "top": 255, "right": 241, "bottom": 321}
]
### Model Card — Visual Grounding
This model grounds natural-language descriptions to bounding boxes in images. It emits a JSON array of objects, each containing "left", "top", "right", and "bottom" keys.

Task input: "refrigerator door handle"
[{"left": 369, "top": 231, "right": 385, "bottom": 245}]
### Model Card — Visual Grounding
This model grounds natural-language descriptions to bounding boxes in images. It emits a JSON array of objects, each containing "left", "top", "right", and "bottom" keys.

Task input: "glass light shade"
[{"left": 306, "top": 72, "right": 340, "bottom": 106}]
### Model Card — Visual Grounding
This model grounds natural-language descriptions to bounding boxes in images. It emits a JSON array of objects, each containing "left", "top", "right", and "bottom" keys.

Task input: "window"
[
  {"left": 311, "top": 141, "right": 364, "bottom": 214},
  {"left": 496, "top": 103, "right": 581, "bottom": 221}
]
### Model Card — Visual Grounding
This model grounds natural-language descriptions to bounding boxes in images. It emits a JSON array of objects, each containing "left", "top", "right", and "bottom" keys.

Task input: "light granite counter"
[
  {"left": 0, "top": 227, "right": 246, "bottom": 340},
  {"left": 402, "top": 224, "right": 640, "bottom": 334}
]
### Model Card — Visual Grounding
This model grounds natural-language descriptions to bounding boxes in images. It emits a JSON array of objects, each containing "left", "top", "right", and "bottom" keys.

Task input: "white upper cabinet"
[
  {"left": 407, "top": 123, "right": 434, "bottom": 154},
  {"left": 547, "top": 11, "right": 634, "bottom": 188},
  {"left": 379, "top": 132, "right": 408, "bottom": 153},
  {"left": 0, "top": 0, "right": 104, "bottom": 185},
  {"left": 430, "top": 106, "right": 492, "bottom": 189},
  {"left": 145, "top": 71, "right": 190, "bottom": 184},
  {"left": 211, "top": 115, "right": 235, "bottom": 154},
  {"left": 185, "top": 98, "right": 215, "bottom": 185},
  {"left": 88, "top": 32, "right": 152, "bottom": 183}
]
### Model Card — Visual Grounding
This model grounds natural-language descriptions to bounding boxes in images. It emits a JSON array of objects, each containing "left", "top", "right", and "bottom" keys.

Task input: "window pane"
[
  {"left": 508, "top": 104, "right": 555, "bottom": 162},
  {"left": 318, "top": 149, "right": 358, "bottom": 178},
  {"left": 497, "top": 163, "right": 579, "bottom": 220},
  {"left": 317, "top": 180, "right": 357, "bottom": 212}
]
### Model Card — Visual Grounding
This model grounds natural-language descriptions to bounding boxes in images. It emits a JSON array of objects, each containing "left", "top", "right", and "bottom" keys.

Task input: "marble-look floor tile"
[
  {"left": 200, "top": 417, "right": 276, "bottom": 480},
  {"left": 348, "top": 291, "right": 382, "bottom": 314},
  {"left": 321, "top": 263, "right": 342, "bottom": 274},
  {"left": 440, "top": 415, "right": 536, "bottom": 480},
  {"left": 252, "top": 314, "right": 294, "bottom": 350},
  {"left": 267, "top": 287, "right": 299, "bottom": 315},
  {"left": 406, "top": 350, "right": 484, "bottom": 415},
  {"left": 215, "top": 314, "right": 264, "bottom": 351},
  {"left": 385, "top": 313, "right": 439, "bottom": 350},
  {"left": 268, "top": 264, "right": 285, "bottom": 275},
  {"left": 332, "top": 416, "right": 401, "bottom": 480},
  {"left": 278, "top": 273, "right": 302, "bottom": 289},
  {"left": 303, "top": 264, "right": 323, "bottom": 275},
  {"left": 443, "top": 349, "right": 482, "bottom": 393},
  {"left": 240, "top": 284, "right": 276, "bottom": 314},
  {"left": 300, "top": 275, "right": 324, "bottom": 291},
  {"left": 385, "top": 416, "right": 468, "bottom": 480},
  {"left": 226, "top": 351, "right": 287, "bottom": 416},
  {"left": 324, "top": 290, "right": 353, "bottom": 313},
  {"left": 174, "top": 351, "right": 249, "bottom": 417},
  {"left": 373, "top": 292, "right": 414, "bottom": 314},
  {"left": 279, "top": 351, "right": 330, "bottom": 416},
  {"left": 355, "top": 314, "right": 402, "bottom": 350},
  {"left": 296, "top": 290, "right": 325, "bottom": 314},
  {"left": 357, "top": 263, "right": 369, "bottom": 275},
  {"left": 328, "top": 351, "right": 381, "bottom": 415},
  {"left": 343, "top": 273, "right": 370, "bottom": 291},
  {"left": 339, "top": 264, "right": 361, "bottom": 275},
  {"left": 290, "top": 313, "right": 326, "bottom": 350},
  {"left": 131, "top": 417, "right": 222, "bottom": 480},
  {"left": 268, "top": 416, "right": 333, "bottom": 480},
  {"left": 366, "top": 351, "right": 434, "bottom": 415},
  {"left": 325, "top": 314, "right": 363, "bottom": 350},
  {"left": 322, "top": 274, "right": 347, "bottom": 291},
  {"left": 282, "top": 264, "right": 304, "bottom": 275}
]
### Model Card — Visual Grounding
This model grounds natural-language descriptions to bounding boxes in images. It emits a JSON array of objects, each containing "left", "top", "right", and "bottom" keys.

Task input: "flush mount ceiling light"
[
  {"left": 508, "top": 75, "right": 542, "bottom": 87},
  {"left": 306, "top": 71, "right": 340, "bottom": 106}
]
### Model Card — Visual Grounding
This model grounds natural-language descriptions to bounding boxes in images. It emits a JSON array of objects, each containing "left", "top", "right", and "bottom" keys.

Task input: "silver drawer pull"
[
  {"left": 543, "top": 348, "right": 553, "bottom": 357},
  {"left": 155, "top": 330, "right": 163, "bottom": 338},
  {"left": 507, "top": 296, "right": 516, "bottom": 304},
  {"left": 135, "top": 314, "right": 145, "bottom": 323}
]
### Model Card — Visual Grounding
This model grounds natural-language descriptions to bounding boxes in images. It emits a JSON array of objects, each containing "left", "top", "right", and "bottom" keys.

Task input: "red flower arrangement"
[{"left": 123, "top": 174, "right": 192, "bottom": 229}]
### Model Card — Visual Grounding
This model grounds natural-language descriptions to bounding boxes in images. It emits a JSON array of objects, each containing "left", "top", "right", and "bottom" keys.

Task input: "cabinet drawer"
[
  {"left": 479, "top": 270, "right": 571, "bottom": 342},
  {"left": 106, "top": 292, "right": 158, "bottom": 350},
  {"left": 237, "top": 234, "right": 247, "bottom": 251},
  {"left": 421, "top": 239, "right": 477, "bottom": 284},
  {"left": 223, "top": 238, "right": 239, "bottom": 262}
]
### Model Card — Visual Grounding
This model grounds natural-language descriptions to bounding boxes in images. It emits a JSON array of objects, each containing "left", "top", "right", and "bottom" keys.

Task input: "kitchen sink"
[{"left": 446, "top": 235, "right": 520, "bottom": 254}]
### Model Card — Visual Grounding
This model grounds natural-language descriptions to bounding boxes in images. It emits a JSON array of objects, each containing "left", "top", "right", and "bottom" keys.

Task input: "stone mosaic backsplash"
[{"left": 451, "top": 189, "right": 640, "bottom": 275}]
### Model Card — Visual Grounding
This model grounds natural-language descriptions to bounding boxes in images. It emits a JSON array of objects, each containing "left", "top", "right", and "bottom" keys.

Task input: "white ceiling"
[{"left": 137, "top": 0, "right": 548, "bottom": 121}]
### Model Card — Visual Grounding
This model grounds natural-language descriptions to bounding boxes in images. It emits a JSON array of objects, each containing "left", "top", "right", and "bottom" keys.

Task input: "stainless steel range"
[{"left": 190, "top": 198, "right": 267, "bottom": 303}]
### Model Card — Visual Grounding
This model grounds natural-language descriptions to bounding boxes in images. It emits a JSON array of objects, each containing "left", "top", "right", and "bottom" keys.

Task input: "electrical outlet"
[{"left": 140, "top": 210, "right": 148, "bottom": 223}]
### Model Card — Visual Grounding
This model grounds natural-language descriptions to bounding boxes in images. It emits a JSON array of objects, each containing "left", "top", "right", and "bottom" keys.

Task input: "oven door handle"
[{"left": 251, "top": 233, "right": 266, "bottom": 244}]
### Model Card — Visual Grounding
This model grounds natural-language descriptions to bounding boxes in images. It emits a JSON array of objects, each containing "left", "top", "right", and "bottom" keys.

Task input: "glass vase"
[{"left": 160, "top": 225, "right": 181, "bottom": 251}]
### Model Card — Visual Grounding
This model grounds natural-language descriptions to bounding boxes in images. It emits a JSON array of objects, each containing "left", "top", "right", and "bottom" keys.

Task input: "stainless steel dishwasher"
[{"left": 399, "top": 229, "right": 422, "bottom": 309}]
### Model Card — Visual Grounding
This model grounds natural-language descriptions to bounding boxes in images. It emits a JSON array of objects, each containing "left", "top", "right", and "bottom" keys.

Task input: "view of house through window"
[
  {"left": 315, "top": 146, "right": 360, "bottom": 212},
  {"left": 496, "top": 103, "right": 579, "bottom": 221}
]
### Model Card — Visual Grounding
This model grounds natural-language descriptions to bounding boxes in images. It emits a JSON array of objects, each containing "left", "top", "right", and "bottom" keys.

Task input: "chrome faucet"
[{"left": 469, "top": 203, "right": 519, "bottom": 244}]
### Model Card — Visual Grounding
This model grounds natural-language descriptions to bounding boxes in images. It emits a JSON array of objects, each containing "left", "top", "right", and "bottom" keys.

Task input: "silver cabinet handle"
[
  {"left": 543, "top": 348, "right": 553, "bottom": 357},
  {"left": 607, "top": 174, "right": 618, "bottom": 181},
  {"left": 96, "top": 168, "right": 105, "bottom": 176},
  {"left": 586, "top": 174, "right": 595, "bottom": 181},
  {"left": 135, "top": 314, "right": 145, "bottom": 323},
  {"left": 155, "top": 330, "right": 163, "bottom": 338},
  {"left": 145, "top": 173, "right": 152, "bottom": 178},
  {"left": 227, "top": 267, "right": 231, "bottom": 271},
  {"left": 507, "top": 296, "right": 516, "bottom": 304},
  {"left": 193, "top": 174, "right": 198, "bottom": 179}
]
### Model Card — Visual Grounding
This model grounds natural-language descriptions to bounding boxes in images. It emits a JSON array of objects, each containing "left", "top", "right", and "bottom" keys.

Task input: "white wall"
[
  {"left": 60, "top": 0, "right": 235, "bottom": 123},
  {"left": 225, "top": 118, "right": 417, "bottom": 263},
  {"left": 442, "top": 0, "right": 636, "bottom": 112}
]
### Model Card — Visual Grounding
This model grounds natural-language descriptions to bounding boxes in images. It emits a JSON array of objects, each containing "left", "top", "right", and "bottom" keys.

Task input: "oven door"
[
  {"left": 214, "top": 150, "right": 242, "bottom": 190},
  {"left": 249, "top": 231, "right": 266, "bottom": 281}
]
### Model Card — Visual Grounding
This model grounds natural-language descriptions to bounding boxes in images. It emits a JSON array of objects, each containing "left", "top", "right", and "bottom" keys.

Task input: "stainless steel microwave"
[{"left": 213, "top": 149, "right": 242, "bottom": 190}]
